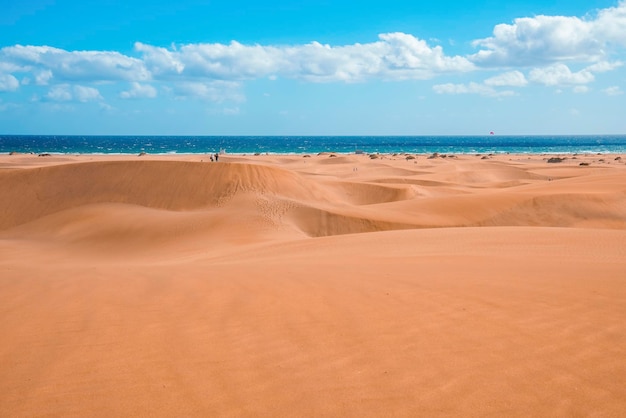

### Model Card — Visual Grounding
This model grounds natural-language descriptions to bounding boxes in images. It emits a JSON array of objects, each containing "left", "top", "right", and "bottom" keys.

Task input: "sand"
[{"left": 1, "top": 152, "right": 625, "bottom": 417}]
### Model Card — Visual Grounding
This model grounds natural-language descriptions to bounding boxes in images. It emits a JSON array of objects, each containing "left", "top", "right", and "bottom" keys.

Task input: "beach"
[{"left": 1, "top": 152, "right": 625, "bottom": 416}]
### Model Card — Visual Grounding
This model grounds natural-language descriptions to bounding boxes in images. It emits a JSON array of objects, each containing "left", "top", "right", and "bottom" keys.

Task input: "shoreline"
[
  {"left": 3, "top": 134, "right": 626, "bottom": 156},
  {"left": 4, "top": 150, "right": 625, "bottom": 156}
]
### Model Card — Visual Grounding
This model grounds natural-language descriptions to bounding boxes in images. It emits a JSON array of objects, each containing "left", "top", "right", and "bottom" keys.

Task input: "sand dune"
[
  {"left": 3, "top": 155, "right": 624, "bottom": 236},
  {"left": 0, "top": 161, "right": 322, "bottom": 229},
  {"left": 1, "top": 153, "right": 625, "bottom": 417}
]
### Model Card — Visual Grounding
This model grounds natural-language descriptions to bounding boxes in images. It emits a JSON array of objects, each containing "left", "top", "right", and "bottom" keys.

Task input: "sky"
[{"left": 0, "top": 0, "right": 625, "bottom": 135}]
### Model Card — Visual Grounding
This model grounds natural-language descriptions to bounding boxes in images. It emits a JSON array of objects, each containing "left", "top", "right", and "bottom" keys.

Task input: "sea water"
[{"left": 1, "top": 135, "right": 625, "bottom": 155}]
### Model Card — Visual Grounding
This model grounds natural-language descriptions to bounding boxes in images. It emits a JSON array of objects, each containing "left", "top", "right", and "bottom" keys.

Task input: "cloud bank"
[
  {"left": 0, "top": 1, "right": 624, "bottom": 102},
  {"left": 470, "top": 1, "right": 626, "bottom": 66},
  {"left": 149, "top": 32, "right": 474, "bottom": 82}
]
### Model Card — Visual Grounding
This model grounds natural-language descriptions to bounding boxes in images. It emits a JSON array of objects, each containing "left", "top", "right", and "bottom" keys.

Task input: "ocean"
[{"left": 1, "top": 135, "right": 625, "bottom": 155}]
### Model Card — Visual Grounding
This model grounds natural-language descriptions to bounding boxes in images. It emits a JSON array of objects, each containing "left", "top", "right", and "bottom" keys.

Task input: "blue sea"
[{"left": 1, "top": 135, "right": 625, "bottom": 155}]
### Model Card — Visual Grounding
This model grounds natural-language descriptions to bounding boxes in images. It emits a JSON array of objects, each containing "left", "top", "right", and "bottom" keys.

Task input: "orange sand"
[{"left": 1, "top": 152, "right": 625, "bottom": 416}]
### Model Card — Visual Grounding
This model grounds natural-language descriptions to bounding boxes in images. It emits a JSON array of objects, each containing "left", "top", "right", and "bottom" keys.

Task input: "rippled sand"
[{"left": 1, "top": 152, "right": 625, "bottom": 416}]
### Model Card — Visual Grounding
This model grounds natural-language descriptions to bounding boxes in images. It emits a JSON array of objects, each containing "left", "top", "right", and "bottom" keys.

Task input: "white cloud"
[
  {"left": 471, "top": 15, "right": 599, "bottom": 66},
  {"left": 0, "top": 73, "right": 20, "bottom": 91},
  {"left": 120, "top": 82, "right": 157, "bottom": 99},
  {"left": 46, "top": 85, "right": 72, "bottom": 101},
  {"left": 470, "top": 1, "right": 626, "bottom": 67},
  {"left": 523, "top": 60, "right": 622, "bottom": 89},
  {"left": 173, "top": 81, "right": 244, "bottom": 102},
  {"left": 528, "top": 64, "right": 594, "bottom": 86},
  {"left": 585, "top": 60, "right": 623, "bottom": 73},
  {"left": 433, "top": 82, "right": 515, "bottom": 97},
  {"left": 0, "top": 34, "right": 473, "bottom": 96},
  {"left": 74, "top": 85, "right": 102, "bottom": 102},
  {"left": 45, "top": 84, "right": 102, "bottom": 102},
  {"left": 0, "top": 61, "right": 25, "bottom": 73},
  {"left": 378, "top": 33, "right": 476, "bottom": 79},
  {"left": 0, "top": 45, "right": 150, "bottom": 83},
  {"left": 35, "top": 69, "right": 53, "bottom": 85},
  {"left": 173, "top": 41, "right": 280, "bottom": 80},
  {"left": 603, "top": 85, "right": 624, "bottom": 95},
  {"left": 99, "top": 102, "right": 115, "bottom": 112},
  {"left": 0, "top": 1, "right": 623, "bottom": 103},
  {"left": 484, "top": 70, "right": 528, "bottom": 87},
  {"left": 135, "top": 33, "right": 474, "bottom": 83},
  {"left": 595, "top": 0, "right": 626, "bottom": 47},
  {"left": 573, "top": 85, "right": 589, "bottom": 93},
  {"left": 134, "top": 43, "right": 184, "bottom": 77}
]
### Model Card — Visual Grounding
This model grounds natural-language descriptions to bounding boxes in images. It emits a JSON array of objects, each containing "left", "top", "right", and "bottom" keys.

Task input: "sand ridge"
[
  {"left": 1, "top": 152, "right": 625, "bottom": 416},
  {"left": 2, "top": 153, "right": 625, "bottom": 243}
]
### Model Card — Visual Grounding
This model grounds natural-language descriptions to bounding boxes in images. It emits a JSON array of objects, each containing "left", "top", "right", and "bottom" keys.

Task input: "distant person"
[{"left": 215, "top": 153, "right": 219, "bottom": 162}]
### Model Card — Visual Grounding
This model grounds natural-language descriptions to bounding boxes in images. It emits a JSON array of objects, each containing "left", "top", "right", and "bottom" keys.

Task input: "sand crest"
[{"left": 1, "top": 153, "right": 625, "bottom": 416}]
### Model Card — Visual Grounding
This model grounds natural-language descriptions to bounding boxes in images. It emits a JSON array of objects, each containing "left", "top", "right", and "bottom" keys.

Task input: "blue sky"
[{"left": 0, "top": 0, "right": 625, "bottom": 135}]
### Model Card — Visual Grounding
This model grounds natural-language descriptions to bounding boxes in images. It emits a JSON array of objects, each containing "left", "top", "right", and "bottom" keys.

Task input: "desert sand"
[{"left": 1, "top": 152, "right": 625, "bottom": 417}]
